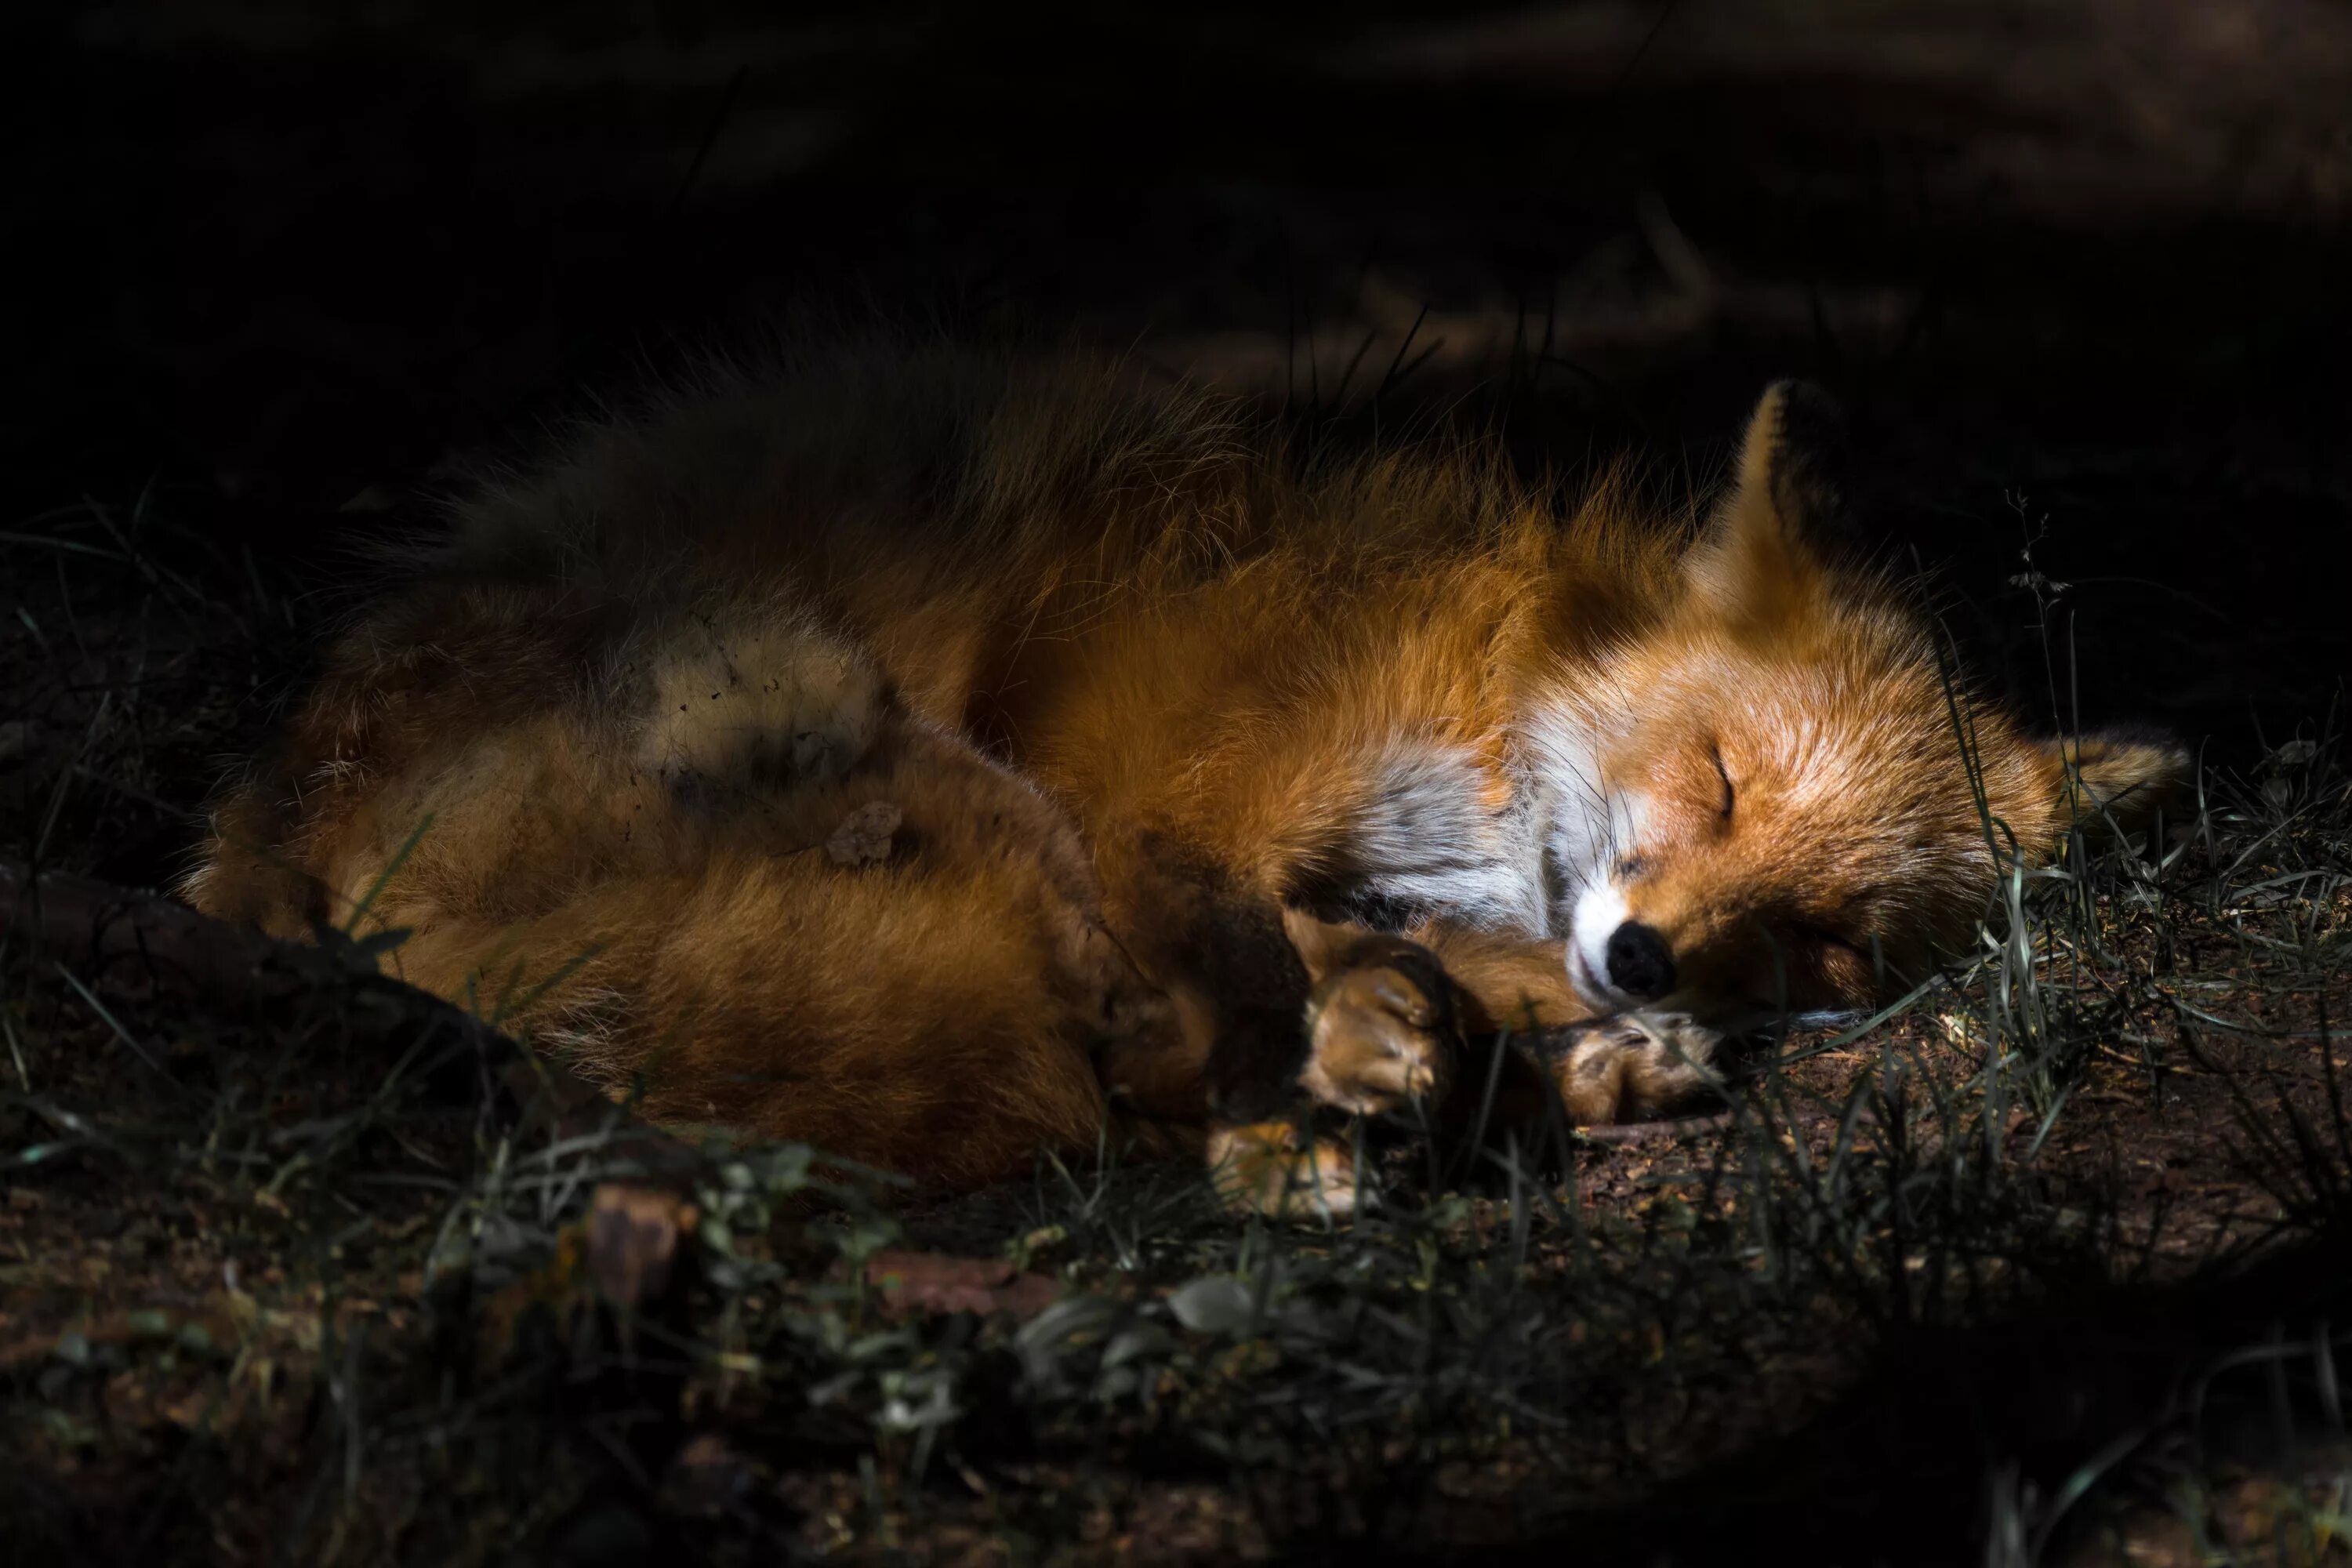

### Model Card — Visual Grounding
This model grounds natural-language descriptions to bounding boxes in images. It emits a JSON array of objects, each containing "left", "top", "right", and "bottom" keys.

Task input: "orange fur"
[{"left": 185, "top": 343, "right": 2187, "bottom": 1199}]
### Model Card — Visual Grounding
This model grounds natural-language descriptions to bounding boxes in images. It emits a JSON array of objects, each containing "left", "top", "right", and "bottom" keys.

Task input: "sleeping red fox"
[{"left": 185, "top": 343, "right": 2186, "bottom": 1214}]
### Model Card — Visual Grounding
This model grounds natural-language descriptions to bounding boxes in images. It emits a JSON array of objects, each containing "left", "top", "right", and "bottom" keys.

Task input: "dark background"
[{"left": 13, "top": 0, "right": 2352, "bottom": 761}]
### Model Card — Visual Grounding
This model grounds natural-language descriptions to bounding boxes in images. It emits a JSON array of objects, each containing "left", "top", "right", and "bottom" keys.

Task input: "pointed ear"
[
  {"left": 1685, "top": 380, "right": 1856, "bottom": 628},
  {"left": 2039, "top": 726, "right": 2194, "bottom": 838}
]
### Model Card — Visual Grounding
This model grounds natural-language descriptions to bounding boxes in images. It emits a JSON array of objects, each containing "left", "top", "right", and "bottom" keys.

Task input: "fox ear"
[
  {"left": 2038, "top": 726, "right": 2195, "bottom": 839},
  {"left": 1685, "top": 380, "right": 1855, "bottom": 628}
]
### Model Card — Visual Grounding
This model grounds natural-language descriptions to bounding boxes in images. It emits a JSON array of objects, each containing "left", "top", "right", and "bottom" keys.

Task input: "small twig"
[{"left": 1573, "top": 1110, "right": 1737, "bottom": 1147}]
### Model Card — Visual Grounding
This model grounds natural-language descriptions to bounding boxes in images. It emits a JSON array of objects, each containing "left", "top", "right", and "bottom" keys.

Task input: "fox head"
[{"left": 1555, "top": 382, "right": 2190, "bottom": 1023}]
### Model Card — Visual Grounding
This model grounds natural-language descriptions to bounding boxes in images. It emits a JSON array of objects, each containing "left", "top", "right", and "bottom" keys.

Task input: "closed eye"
[{"left": 1711, "top": 743, "right": 1734, "bottom": 820}]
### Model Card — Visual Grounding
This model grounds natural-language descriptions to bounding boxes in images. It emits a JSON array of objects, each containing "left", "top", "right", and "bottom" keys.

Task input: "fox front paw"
[
  {"left": 1207, "top": 1120, "right": 1359, "bottom": 1220},
  {"left": 1539, "top": 1010, "right": 1725, "bottom": 1125},
  {"left": 1298, "top": 938, "right": 1460, "bottom": 1117}
]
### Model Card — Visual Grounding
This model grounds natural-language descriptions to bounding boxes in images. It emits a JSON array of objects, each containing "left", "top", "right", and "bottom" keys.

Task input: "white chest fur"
[{"left": 1339, "top": 715, "right": 1616, "bottom": 939}]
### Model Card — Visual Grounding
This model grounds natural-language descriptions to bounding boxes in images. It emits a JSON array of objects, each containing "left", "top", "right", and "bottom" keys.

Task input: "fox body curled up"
[{"left": 187, "top": 343, "right": 2187, "bottom": 1214}]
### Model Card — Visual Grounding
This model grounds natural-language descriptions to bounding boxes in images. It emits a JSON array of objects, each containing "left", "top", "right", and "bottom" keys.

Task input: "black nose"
[{"left": 1605, "top": 921, "right": 1676, "bottom": 999}]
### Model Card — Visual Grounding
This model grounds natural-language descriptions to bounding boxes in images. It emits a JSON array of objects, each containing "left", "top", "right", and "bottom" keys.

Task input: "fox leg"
[
  {"left": 1085, "top": 840, "right": 1475, "bottom": 1218},
  {"left": 1534, "top": 1011, "right": 1727, "bottom": 1125},
  {"left": 1193, "top": 960, "right": 1724, "bottom": 1214},
  {"left": 1195, "top": 919, "right": 1727, "bottom": 1212},
  {"left": 1283, "top": 913, "right": 1462, "bottom": 1117},
  {"left": 1203, "top": 1119, "right": 1363, "bottom": 1221},
  {"left": 1210, "top": 915, "right": 1469, "bottom": 1220},
  {"left": 1411, "top": 924, "right": 1728, "bottom": 1127},
  {"left": 1409, "top": 924, "right": 1588, "bottom": 1035}
]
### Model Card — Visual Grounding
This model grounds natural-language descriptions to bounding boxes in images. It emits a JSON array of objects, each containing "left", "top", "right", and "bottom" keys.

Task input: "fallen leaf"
[
  {"left": 826, "top": 800, "right": 902, "bottom": 867},
  {"left": 864, "top": 1250, "right": 1058, "bottom": 1319},
  {"left": 1167, "top": 1275, "right": 1256, "bottom": 1334},
  {"left": 585, "top": 1184, "right": 699, "bottom": 1308}
]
